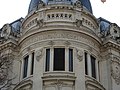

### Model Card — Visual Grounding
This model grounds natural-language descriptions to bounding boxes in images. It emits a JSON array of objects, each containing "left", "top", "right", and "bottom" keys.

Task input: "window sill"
[
  {"left": 85, "top": 75, "right": 105, "bottom": 90},
  {"left": 21, "top": 75, "right": 33, "bottom": 82},
  {"left": 42, "top": 71, "right": 76, "bottom": 81}
]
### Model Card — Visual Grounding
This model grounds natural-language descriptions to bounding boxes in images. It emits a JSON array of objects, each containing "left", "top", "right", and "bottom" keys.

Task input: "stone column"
[
  {"left": 50, "top": 47, "right": 54, "bottom": 71},
  {"left": 87, "top": 54, "right": 92, "bottom": 77},
  {"left": 65, "top": 47, "right": 69, "bottom": 71},
  {"left": 27, "top": 53, "right": 32, "bottom": 77},
  {"left": 20, "top": 58, "right": 24, "bottom": 80},
  {"left": 96, "top": 60, "right": 99, "bottom": 81}
]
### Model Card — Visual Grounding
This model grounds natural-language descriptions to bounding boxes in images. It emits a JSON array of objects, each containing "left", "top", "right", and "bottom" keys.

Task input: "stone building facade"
[{"left": 0, "top": 0, "right": 120, "bottom": 90}]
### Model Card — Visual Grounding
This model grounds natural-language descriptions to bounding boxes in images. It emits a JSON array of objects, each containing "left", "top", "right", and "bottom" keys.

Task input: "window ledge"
[
  {"left": 42, "top": 72, "right": 76, "bottom": 81},
  {"left": 85, "top": 75, "right": 105, "bottom": 90}
]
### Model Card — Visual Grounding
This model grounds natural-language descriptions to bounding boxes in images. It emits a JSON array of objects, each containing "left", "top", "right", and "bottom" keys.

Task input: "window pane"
[
  {"left": 31, "top": 52, "right": 34, "bottom": 75},
  {"left": 54, "top": 48, "right": 65, "bottom": 71},
  {"left": 69, "top": 49, "right": 73, "bottom": 72},
  {"left": 45, "top": 49, "right": 50, "bottom": 71},
  {"left": 85, "top": 52, "right": 88, "bottom": 75},
  {"left": 23, "top": 55, "right": 29, "bottom": 78},
  {"left": 91, "top": 55, "right": 96, "bottom": 79}
]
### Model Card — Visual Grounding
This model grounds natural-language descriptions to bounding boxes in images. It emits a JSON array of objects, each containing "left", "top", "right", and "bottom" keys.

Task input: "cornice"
[
  {"left": 103, "top": 40, "right": 120, "bottom": 51},
  {"left": 0, "top": 40, "right": 17, "bottom": 51}
]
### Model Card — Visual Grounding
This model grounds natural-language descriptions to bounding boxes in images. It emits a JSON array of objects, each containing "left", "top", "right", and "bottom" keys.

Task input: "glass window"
[
  {"left": 54, "top": 48, "right": 65, "bottom": 71},
  {"left": 31, "top": 52, "right": 34, "bottom": 75},
  {"left": 69, "top": 49, "right": 73, "bottom": 72},
  {"left": 23, "top": 55, "right": 29, "bottom": 78},
  {"left": 91, "top": 55, "right": 96, "bottom": 79},
  {"left": 85, "top": 52, "right": 88, "bottom": 75},
  {"left": 45, "top": 49, "right": 50, "bottom": 71}
]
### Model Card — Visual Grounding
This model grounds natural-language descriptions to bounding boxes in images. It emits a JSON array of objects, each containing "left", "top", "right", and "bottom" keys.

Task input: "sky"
[{"left": 0, "top": 0, "right": 120, "bottom": 28}]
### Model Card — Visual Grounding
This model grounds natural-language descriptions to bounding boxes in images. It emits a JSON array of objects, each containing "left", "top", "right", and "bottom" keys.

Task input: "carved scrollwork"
[
  {"left": 75, "top": 19, "right": 82, "bottom": 27},
  {"left": 76, "top": 49, "right": 83, "bottom": 62},
  {"left": 36, "top": 48, "right": 43, "bottom": 61},
  {"left": 38, "top": 0, "right": 45, "bottom": 9},
  {"left": 1, "top": 24, "right": 11, "bottom": 39},
  {"left": 37, "top": 19, "right": 44, "bottom": 28},
  {"left": 74, "top": 0, "right": 82, "bottom": 8},
  {"left": 111, "top": 57, "right": 120, "bottom": 85}
]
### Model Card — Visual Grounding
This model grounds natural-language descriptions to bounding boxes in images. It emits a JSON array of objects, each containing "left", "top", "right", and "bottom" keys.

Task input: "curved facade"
[
  {"left": 28, "top": 0, "right": 93, "bottom": 13},
  {"left": 0, "top": 0, "right": 120, "bottom": 90}
]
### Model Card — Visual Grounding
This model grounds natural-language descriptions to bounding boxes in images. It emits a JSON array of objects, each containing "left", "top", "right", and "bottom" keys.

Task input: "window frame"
[
  {"left": 44, "top": 47, "right": 74, "bottom": 72},
  {"left": 84, "top": 51, "right": 98, "bottom": 80},
  {"left": 23, "top": 55, "right": 29, "bottom": 78}
]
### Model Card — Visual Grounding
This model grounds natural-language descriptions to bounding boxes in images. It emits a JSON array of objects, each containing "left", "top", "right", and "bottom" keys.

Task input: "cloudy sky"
[{"left": 0, "top": 0, "right": 120, "bottom": 28}]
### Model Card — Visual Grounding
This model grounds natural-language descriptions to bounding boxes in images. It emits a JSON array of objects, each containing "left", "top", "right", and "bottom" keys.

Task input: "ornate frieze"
[
  {"left": 25, "top": 18, "right": 37, "bottom": 29},
  {"left": 64, "top": 41, "right": 71, "bottom": 47},
  {"left": 21, "top": 31, "right": 99, "bottom": 51},
  {"left": 48, "top": 41, "right": 54, "bottom": 46}
]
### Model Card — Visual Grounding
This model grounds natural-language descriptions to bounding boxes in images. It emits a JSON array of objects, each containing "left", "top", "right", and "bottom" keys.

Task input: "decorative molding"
[
  {"left": 37, "top": 19, "right": 44, "bottom": 28},
  {"left": 48, "top": 41, "right": 54, "bottom": 47},
  {"left": 103, "top": 41, "right": 120, "bottom": 51},
  {"left": 21, "top": 31, "right": 99, "bottom": 51},
  {"left": 75, "top": 19, "right": 82, "bottom": 27},
  {"left": 74, "top": 0, "right": 82, "bottom": 8},
  {"left": 64, "top": 41, "right": 71, "bottom": 47},
  {"left": 37, "top": 0, "right": 45, "bottom": 9},
  {"left": 111, "top": 57, "right": 120, "bottom": 85},
  {"left": 1, "top": 24, "right": 11, "bottom": 39},
  {"left": 26, "top": 46, "right": 31, "bottom": 53},
  {"left": 50, "top": 80, "right": 63, "bottom": 90},
  {"left": 13, "top": 80, "right": 33, "bottom": 90},
  {"left": 36, "top": 48, "right": 43, "bottom": 61},
  {"left": 76, "top": 49, "right": 83, "bottom": 62}
]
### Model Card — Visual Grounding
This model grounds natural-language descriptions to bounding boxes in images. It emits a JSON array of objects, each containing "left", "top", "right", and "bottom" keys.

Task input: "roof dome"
[{"left": 28, "top": 0, "right": 93, "bottom": 13}]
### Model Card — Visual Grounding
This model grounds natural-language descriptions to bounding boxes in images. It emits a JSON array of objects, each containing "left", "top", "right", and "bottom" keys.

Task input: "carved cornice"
[
  {"left": 0, "top": 41, "right": 17, "bottom": 51},
  {"left": 103, "top": 40, "right": 120, "bottom": 51}
]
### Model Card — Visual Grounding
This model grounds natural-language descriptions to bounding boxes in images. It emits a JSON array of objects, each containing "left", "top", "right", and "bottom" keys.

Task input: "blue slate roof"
[{"left": 28, "top": 0, "right": 93, "bottom": 13}]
